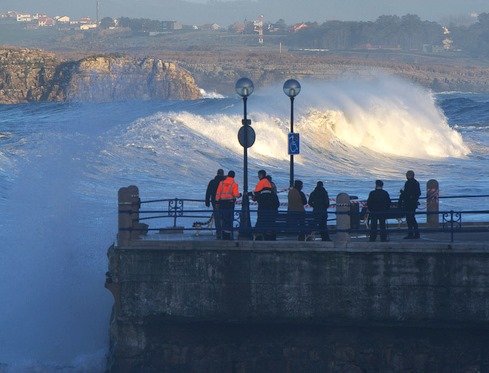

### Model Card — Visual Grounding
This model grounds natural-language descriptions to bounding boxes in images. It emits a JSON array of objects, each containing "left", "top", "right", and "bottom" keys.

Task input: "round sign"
[{"left": 238, "top": 126, "right": 256, "bottom": 148}]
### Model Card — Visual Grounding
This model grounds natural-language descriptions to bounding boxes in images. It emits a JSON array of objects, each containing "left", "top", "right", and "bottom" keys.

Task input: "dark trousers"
[
  {"left": 369, "top": 212, "right": 387, "bottom": 241},
  {"left": 288, "top": 211, "right": 306, "bottom": 241},
  {"left": 405, "top": 207, "right": 419, "bottom": 237},
  {"left": 212, "top": 202, "right": 222, "bottom": 239},
  {"left": 313, "top": 211, "right": 330, "bottom": 240},
  {"left": 255, "top": 209, "right": 278, "bottom": 240},
  {"left": 218, "top": 200, "right": 235, "bottom": 240}
]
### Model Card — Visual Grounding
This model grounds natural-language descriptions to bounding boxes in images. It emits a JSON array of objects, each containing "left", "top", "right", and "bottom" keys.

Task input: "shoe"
[
  {"left": 403, "top": 235, "right": 414, "bottom": 239},
  {"left": 381, "top": 239, "right": 388, "bottom": 242},
  {"left": 369, "top": 239, "right": 376, "bottom": 242},
  {"left": 414, "top": 234, "right": 420, "bottom": 239}
]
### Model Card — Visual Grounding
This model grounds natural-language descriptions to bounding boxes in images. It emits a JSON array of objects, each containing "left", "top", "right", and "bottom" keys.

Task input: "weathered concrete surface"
[{"left": 105, "top": 240, "right": 489, "bottom": 372}]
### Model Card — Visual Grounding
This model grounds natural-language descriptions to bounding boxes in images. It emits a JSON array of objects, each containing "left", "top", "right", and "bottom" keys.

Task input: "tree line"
[
  {"left": 286, "top": 13, "right": 489, "bottom": 57},
  {"left": 99, "top": 13, "right": 489, "bottom": 58}
]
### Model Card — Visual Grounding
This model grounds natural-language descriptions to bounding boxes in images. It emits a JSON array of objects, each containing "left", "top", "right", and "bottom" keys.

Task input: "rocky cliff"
[{"left": 0, "top": 48, "right": 201, "bottom": 104}]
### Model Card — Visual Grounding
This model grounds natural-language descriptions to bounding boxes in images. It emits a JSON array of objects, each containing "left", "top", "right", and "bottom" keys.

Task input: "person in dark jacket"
[
  {"left": 288, "top": 180, "right": 308, "bottom": 241},
  {"left": 205, "top": 169, "right": 225, "bottom": 238},
  {"left": 401, "top": 170, "right": 421, "bottom": 239},
  {"left": 308, "top": 181, "right": 331, "bottom": 241},
  {"left": 367, "top": 179, "right": 391, "bottom": 242},
  {"left": 251, "top": 170, "right": 279, "bottom": 240}
]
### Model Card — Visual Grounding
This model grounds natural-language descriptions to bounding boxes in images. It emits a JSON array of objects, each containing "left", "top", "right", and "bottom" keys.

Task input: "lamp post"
[
  {"left": 235, "top": 78, "right": 255, "bottom": 238},
  {"left": 283, "top": 79, "right": 301, "bottom": 187}
]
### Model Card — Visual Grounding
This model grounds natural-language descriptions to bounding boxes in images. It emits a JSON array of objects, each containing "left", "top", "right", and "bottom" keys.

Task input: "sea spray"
[{"left": 0, "top": 79, "right": 484, "bottom": 372}]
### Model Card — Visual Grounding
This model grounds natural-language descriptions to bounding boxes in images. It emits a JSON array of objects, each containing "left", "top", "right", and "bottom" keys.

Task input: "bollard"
[
  {"left": 335, "top": 192, "right": 351, "bottom": 246},
  {"left": 118, "top": 186, "right": 133, "bottom": 246},
  {"left": 426, "top": 179, "right": 439, "bottom": 228},
  {"left": 118, "top": 185, "right": 140, "bottom": 245},
  {"left": 128, "top": 185, "right": 141, "bottom": 240}
]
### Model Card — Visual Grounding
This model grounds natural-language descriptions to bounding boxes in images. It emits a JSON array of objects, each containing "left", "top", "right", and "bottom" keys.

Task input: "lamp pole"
[
  {"left": 235, "top": 78, "right": 255, "bottom": 238},
  {"left": 283, "top": 79, "right": 301, "bottom": 187}
]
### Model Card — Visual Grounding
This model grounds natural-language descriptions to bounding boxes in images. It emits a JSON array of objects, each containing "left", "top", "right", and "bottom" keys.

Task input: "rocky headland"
[
  {"left": 2, "top": 44, "right": 489, "bottom": 105},
  {"left": 0, "top": 48, "right": 201, "bottom": 104}
]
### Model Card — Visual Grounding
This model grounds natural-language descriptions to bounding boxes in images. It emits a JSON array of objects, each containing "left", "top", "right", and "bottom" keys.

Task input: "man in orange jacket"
[{"left": 215, "top": 170, "right": 241, "bottom": 240}]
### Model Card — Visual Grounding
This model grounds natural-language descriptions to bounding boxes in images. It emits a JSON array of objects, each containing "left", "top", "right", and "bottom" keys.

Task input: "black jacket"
[
  {"left": 402, "top": 178, "right": 421, "bottom": 210},
  {"left": 367, "top": 188, "right": 391, "bottom": 212},
  {"left": 308, "top": 186, "right": 330, "bottom": 212},
  {"left": 205, "top": 175, "right": 224, "bottom": 207},
  {"left": 255, "top": 188, "right": 280, "bottom": 211}
]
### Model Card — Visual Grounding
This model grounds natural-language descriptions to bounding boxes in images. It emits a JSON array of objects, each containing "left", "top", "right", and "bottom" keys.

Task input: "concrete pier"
[{"left": 105, "top": 239, "right": 489, "bottom": 372}]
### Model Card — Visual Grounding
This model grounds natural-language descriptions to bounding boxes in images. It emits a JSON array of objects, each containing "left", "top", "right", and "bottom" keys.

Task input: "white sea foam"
[{"left": 0, "top": 77, "right": 483, "bottom": 372}]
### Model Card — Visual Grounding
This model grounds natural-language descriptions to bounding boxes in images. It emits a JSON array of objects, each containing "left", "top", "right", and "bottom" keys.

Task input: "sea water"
[{"left": 0, "top": 75, "right": 488, "bottom": 372}]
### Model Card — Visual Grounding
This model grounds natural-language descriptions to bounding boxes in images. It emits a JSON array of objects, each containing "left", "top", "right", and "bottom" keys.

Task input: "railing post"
[
  {"left": 173, "top": 198, "right": 178, "bottom": 228},
  {"left": 335, "top": 192, "right": 351, "bottom": 247},
  {"left": 129, "top": 185, "right": 141, "bottom": 239},
  {"left": 427, "top": 179, "right": 439, "bottom": 228},
  {"left": 450, "top": 210, "right": 454, "bottom": 243},
  {"left": 118, "top": 185, "right": 139, "bottom": 245}
]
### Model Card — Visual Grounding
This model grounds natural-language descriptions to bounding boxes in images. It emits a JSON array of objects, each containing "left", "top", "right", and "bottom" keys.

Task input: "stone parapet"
[{"left": 105, "top": 240, "right": 489, "bottom": 372}]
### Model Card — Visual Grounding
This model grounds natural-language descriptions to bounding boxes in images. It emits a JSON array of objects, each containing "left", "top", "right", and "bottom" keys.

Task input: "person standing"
[
  {"left": 266, "top": 175, "right": 278, "bottom": 194},
  {"left": 215, "top": 170, "right": 241, "bottom": 240},
  {"left": 288, "top": 180, "right": 307, "bottom": 241},
  {"left": 308, "top": 181, "right": 331, "bottom": 241},
  {"left": 205, "top": 169, "right": 225, "bottom": 238},
  {"left": 401, "top": 170, "right": 421, "bottom": 239},
  {"left": 367, "top": 180, "right": 391, "bottom": 242},
  {"left": 251, "top": 170, "right": 279, "bottom": 240}
]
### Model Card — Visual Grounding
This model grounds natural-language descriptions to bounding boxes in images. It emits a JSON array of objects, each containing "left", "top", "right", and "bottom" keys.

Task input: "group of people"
[
  {"left": 205, "top": 169, "right": 241, "bottom": 240},
  {"left": 367, "top": 170, "right": 421, "bottom": 242},
  {"left": 205, "top": 168, "right": 332, "bottom": 241},
  {"left": 205, "top": 168, "right": 422, "bottom": 242}
]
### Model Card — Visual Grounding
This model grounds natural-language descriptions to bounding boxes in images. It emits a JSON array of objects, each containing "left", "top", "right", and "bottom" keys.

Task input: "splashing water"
[
  {"left": 0, "top": 76, "right": 481, "bottom": 372},
  {"left": 295, "top": 76, "right": 470, "bottom": 158}
]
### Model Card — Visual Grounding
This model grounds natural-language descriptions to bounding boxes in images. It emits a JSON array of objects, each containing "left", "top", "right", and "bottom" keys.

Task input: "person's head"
[
  {"left": 375, "top": 179, "right": 384, "bottom": 189},
  {"left": 258, "top": 169, "right": 266, "bottom": 179},
  {"left": 294, "top": 180, "right": 303, "bottom": 190},
  {"left": 316, "top": 181, "right": 324, "bottom": 188},
  {"left": 228, "top": 170, "right": 235, "bottom": 178},
  {"left": 406, "top": 170, "right": 415, "bottom": 179},
  {"left": 217, "top": 169, "right": 224, "bottom": 177}
]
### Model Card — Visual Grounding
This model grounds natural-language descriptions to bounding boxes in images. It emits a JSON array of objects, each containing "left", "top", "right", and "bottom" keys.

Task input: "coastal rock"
[
  {"left": 0, "top": 48, "right": 201, "bottom": 104},
  {"left": 0, "top": 48, "right": 58, "bottom": 104}
]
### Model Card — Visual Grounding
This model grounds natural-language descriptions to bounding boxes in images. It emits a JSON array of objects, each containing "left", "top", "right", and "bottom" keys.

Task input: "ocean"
[{"left": 0, "top": 74, "right": 488, "bottom": 372}]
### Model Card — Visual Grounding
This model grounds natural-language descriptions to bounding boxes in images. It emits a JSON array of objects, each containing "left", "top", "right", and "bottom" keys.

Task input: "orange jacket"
[
  {"left": 215, "top": 177, "right": 240, "bottom": 201},
  {"left": 254, "top": 178, "right": 273, "bottom": 193}
]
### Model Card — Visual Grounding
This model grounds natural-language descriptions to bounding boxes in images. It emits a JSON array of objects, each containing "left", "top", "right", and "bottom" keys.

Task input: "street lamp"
[
  {"left": 283, "top": 79, "right": 301, "bottom": 187},
  {"left": 235, "top": 78, "right": 255, "bottom": 238}
]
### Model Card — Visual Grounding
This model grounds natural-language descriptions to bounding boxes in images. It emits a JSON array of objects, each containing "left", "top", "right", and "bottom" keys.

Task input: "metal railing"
[{"left": 118, "top": 194, "right": 489, "bottom": 243}]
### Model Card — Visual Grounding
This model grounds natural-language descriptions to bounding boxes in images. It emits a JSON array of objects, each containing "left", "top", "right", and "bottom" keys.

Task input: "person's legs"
[
  {"left": 318, "top": 212, "right": 330, "bottom": 241},
  {"left": 212, "top": 204, "right": 221, "bottom": 239},
  {"left": 379, "top": 217, "right": 387, "bottom": 241},
  {"left": 220, "top": 200, "right": 233, "bottom": 240},
  {"left": 405, "top": 208, "right": 415, "bottom": 238},
  {"left": 369, "top": 215, "right": 378, "bottom": 241}
]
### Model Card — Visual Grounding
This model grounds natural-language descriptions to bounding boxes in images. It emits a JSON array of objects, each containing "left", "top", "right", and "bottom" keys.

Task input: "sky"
[{"left": 2, "top": 0, "right": 489, "bottom": 26}]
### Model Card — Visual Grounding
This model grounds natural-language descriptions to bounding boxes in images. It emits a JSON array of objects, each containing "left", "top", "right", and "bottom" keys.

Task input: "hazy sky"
[{"left": 3, "top": 0, "right": 489, "bottom": 25}]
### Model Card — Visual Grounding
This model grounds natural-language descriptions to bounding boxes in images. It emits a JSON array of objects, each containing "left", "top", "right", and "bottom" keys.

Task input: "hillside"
[{"left": 3, "top": 28, "right": 489, "bottom": 96}]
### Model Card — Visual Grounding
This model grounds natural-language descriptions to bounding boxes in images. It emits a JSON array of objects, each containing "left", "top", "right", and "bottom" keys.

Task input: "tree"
[{"left": 100, "top": 17, "right": 115, "bottom": 30}]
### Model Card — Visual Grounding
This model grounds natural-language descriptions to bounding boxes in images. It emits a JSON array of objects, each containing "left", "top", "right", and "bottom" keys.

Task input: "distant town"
[
  {"left": 0, "top": 9, "right": 285, "bottom": 41},
  {"left": 2, "top": 8, "right": 489, "bottom": 58}
]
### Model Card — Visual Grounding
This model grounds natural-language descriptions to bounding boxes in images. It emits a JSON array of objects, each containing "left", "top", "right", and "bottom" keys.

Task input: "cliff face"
[
  {"left": 0, "top": 48, "right": 58, "bottom": 104},
  {"left": 0, "top": 48, "right": 201, "bottom": 104}
]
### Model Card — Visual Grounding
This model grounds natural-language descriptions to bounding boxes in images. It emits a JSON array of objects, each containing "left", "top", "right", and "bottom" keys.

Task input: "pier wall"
[{"left": 105, "top": 240, "right": 489, "bottom": 372}]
